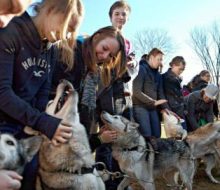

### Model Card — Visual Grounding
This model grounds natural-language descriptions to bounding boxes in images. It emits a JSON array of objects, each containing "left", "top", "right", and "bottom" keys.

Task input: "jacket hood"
[{"left": 12, "top": 12, "right": 42, "bottom": 50}]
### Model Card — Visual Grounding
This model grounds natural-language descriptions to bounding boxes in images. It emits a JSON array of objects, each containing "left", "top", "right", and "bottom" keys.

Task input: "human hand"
[
  {"left": 0, "top": 170, "right": 22, "bottom": 190},
  {"left": 99, "top": 130, "right": 118, "bottom": 144},
  {"left": 154, "top": 99, "right": 167, "bottom": 106},
  {"left": 161, "top": 108, "right": 170, "bottom": 115},
  {"left": 52, "top": 121, "right": 73, "bottom": 146}
]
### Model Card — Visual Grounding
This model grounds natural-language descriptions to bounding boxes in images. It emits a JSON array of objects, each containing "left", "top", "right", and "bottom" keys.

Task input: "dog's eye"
[
  {"left": 6, "top": 140, "right": 15, "bottom": 146},
  {"left": 113, "top": 116, "right": 119, "bottom": 119}
]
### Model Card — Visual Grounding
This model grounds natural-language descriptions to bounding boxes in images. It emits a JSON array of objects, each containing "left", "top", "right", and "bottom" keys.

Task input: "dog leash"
[{"left": 95, "top": 162, "right": 154, "bottom": 184}]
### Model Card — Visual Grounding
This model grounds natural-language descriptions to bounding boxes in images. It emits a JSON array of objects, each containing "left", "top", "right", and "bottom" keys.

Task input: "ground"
[
  {"left": 155, "top": 164, "right": 220, "bottom": 190},
  {"left": 129, "top": 164, "right": 220, "bottom": 190}
]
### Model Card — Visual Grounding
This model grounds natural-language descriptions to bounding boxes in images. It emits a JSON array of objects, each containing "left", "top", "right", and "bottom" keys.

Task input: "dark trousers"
[{"left": 0, "top": 123, "right": 38, "bottom": 190}]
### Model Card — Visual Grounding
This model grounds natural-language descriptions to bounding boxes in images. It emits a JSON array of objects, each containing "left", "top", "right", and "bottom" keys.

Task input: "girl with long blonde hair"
[{"left": 0, "top": 0, "right": 83, "bottom": 189}]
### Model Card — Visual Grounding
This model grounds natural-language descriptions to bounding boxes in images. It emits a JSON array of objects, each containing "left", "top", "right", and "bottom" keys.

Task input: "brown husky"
[
  {"left": 35, "top": 80, "right": 105, "bottom": 190},
  {"left": 186, "top": 122, "right": 220, "bottom": 184}
]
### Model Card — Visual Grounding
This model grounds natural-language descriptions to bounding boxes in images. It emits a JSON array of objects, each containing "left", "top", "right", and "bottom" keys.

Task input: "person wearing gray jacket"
[
  {"left": 132, "top": 48, "right": 167, "bottom": 138},
  {"left": 184, "top": 84, "right": 219, "bottom": 131}
]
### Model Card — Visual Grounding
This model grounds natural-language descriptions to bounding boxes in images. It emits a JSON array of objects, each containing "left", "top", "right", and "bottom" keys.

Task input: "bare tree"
[
  {"left": 190, "top": 22, "right": 220, "bottom": 86},
  {"left": 132, "top": 28, "right": 174, "bottom": 58}
]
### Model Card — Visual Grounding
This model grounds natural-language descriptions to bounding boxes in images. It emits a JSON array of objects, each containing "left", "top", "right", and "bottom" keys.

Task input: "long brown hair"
[
  {"left": 32, "top": 0, "right": 84, "bottom": 69},
  {"left": 82, "top": 26, "right": 127, "bottom": 87}
]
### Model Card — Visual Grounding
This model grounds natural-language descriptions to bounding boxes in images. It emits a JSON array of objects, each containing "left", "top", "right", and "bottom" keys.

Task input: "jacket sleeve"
[
  {"left": 185, "top": 95, "right": 199, "bottom": 129},
  {"left": 206, "top": 103, "right": 214, "bottom": 123},
  {"left": 0, "top": 30, "right": 60, "bottom": 139},
  {"left": 89, "top": 133, "right": 102, "bottom": 152},
  {"left": 157, "top": 74, "right": 169, "bottom": 110},
  {"left": 133, "top": 65, "right": 156, "bottom": 107}
]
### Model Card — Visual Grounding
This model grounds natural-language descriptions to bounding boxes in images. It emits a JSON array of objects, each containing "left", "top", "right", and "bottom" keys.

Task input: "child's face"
[
  {"left": 110, "top": 7, "right": 129, "bottom": 30},
  {"left": 94, "top": 36, "right": 120, "bottom": 63},
  {"left": 203, "top": 94, "right": 212, "bottom": 103},
  {"left": 201, "top": 73, "right": 211, "bottom": 83},
  {"left": 42, "top": 12, "right": 66, "bottom": 42},
  {"left": 171, "top": 64, "right": 185, "bottom": 76},
  {"left": 149, "top": 54, "right": 163, "bottom": 69}
]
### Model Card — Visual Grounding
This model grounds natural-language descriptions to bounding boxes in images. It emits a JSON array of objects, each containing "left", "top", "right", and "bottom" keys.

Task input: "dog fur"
[
  {"left": 101, "top": 111, "right": 196, "bottom": 190},
  {"left": 186, "top": 122, "right": 220, "bottom": 184},
  {"left": 162, "top": 111, "right": 187, "bottom": 140},
  {"left": 0, "top": 133, "right": 42, "bottom": 175},
  {"left": 36, "top": 80, "right": 105, "bottom": 190}
]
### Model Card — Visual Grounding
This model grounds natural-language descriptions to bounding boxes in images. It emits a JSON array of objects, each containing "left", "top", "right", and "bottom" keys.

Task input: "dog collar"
[
  {"left": 73, "top": 166, "right": 95, "bottom": 175},
  {"left": 123, "top": 146, "right": 139, "bottom": 152}
]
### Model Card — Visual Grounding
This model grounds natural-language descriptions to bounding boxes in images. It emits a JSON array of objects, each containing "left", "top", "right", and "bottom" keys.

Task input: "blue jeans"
[{"left": 133, "top": 106, "right": 161, "bottom": 137}]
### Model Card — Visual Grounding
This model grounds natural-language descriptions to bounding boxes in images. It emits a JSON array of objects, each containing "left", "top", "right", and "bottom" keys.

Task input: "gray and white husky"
[
  {"left": 101, "top": 111, "right": 196, "bottom": 190},
  {"left": 0, "top": 133, "right": 42, "bottom": 174},
  {"left": 186, "top": 122, "right": 220, "bottom": 184},
  {"left": 35, "top": 80, "right": 105, "bottom": 190}
]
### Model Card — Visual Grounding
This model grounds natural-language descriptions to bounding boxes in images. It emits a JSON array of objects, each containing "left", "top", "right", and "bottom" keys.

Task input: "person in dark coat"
[
  {"left": 191, "top": 70, "right": 219, "bottom": 118},
  {"left": 132, "top": 48, "right": 168, "bottom": 138},
  {"left": 0, "top": 0, "right": 84, "bottom": 189},
  {"left": 162, "top": 56, "right": 187, "bottom": 130},
  {"left": 184, "top": 84, "right": 219, "bottom": 131}
]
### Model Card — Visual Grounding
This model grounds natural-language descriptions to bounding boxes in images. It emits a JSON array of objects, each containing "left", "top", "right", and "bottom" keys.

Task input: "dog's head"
[
  {"left": 39, "top": 80, "right": 93, "bottom": 174},
  {"left": 162, "top": 111, "right": 187, "bottom": 140},
  {"left": 0, "top": 133, "right": 42, "bottom": 174},
  {"left": 46, "top": 79, "right": 79, "bottom": 122},
  {"left": 101, "top": 111, "right": 139, "bottom": 134}
]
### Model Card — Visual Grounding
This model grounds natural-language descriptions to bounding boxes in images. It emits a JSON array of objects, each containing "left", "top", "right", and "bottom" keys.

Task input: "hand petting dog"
[
  {"left": 52, "top": 121, "right": 73, "bottom": 146},
  {"left": 99, "top": 127, "right": 118, "bottom": 143}
]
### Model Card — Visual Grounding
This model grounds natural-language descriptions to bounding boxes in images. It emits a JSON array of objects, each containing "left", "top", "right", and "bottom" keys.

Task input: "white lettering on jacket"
[{"left": 22, "top": 57, "right": 49, "bottom": 71}]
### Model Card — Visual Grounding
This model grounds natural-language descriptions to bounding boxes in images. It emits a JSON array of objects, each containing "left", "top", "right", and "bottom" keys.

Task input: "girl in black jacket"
[
  {"left": 162, "top": 56, "right": 187, "bottom": 130},
  {"left": 0, "top": 0, "right": 83, "bottom": 189}
]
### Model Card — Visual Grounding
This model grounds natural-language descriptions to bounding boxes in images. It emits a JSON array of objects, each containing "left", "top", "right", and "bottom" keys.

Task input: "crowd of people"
[{"left": 0, "top": 0, "right": 219, "bottom": 190}]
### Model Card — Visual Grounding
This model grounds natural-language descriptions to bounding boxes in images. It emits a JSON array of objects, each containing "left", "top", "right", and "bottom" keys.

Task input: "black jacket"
[
  {"left": 162, "top": 68, "right": 184, "bottom": 118},
  {"left": 0, "top": 12, "right": 60, "bottom": 139},
  {"left": 184, "top": 91, "right": 214, "bottom": 129}
]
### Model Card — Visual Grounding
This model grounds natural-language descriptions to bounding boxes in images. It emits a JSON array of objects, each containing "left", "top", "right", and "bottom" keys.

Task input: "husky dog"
[
  {"left": 0, "top": 133, "right": 42, "bottom": 174},
  {"left": 101, "top": 111, "right": 196, "bottom": 190},
  {"left": 202, "top": 139, "right": 220, "bottom": 184},
  {"left": 186, "top": 122, "right": 220, "bottom": 184},
  {"left": 36, "top": 80, "right": 105, "bottom": 190},
  {"left": 162, "top": 111, "right": 187, "bottom": 140}
]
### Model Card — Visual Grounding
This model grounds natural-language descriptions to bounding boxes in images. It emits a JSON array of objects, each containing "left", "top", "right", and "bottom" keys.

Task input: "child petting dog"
[
  {"left": 0, "top": 0, "right": 32, "bottom": 189},
  {"left": 0, "top": 0, "right": 83, "bottom": 189}
]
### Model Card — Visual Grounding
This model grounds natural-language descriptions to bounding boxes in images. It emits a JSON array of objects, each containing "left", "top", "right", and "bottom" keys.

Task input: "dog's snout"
[{"left": 0, "top": 152, "right": 5, "bottom": 160}]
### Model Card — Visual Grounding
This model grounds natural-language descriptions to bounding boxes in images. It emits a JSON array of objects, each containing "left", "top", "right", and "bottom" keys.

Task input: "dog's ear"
[{"left": 20, "top": 136, "right": 43, "bottom": 162}]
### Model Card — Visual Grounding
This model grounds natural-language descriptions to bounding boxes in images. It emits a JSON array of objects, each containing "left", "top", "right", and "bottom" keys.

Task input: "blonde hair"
[
  {"left": 33, "top": 0, "right": 84, "bottom": 69},
  {"left": 82, "top": 26, "right": 127, "bottom": 87}
]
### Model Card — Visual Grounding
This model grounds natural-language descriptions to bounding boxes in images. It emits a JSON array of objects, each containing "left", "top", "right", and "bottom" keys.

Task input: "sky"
[
  {"left": 79, "top": 0, "right": 220, "bottom": 84},
  {"left": 30, "top": 0, "right": 220, "bottom": 84}
]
